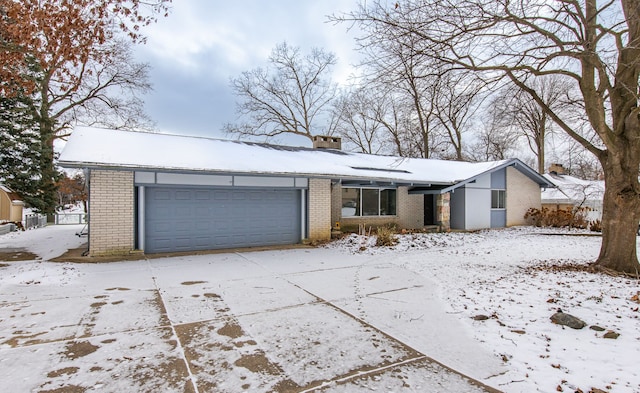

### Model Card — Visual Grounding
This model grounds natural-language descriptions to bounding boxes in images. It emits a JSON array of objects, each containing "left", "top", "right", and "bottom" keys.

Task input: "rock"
[
  {"left": 589, "top": 325, "right": 605, "bottom": 332},
  {"left": 473, "top": 314, "right": 490, "bottom": 321},
  {"left": 603, "top": 330, "right": 620, "bottom": 339},
  {"left": 550, "top": 311, "right": 586, "bottom": 329}
]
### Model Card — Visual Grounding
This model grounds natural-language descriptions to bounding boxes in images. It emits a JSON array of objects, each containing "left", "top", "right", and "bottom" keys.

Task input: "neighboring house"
[
  {"left": 0, "top": 184, "right": 24, "bottom": 223},
  {"left": 58, "top": 127, "right": 555, "bottom": 256},
  {"left": 541, "top": 164, "right": 604, "bottom": 222}
]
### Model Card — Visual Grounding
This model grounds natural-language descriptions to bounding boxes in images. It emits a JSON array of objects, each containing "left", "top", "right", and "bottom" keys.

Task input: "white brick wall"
[
  {"left": 89, "top": 170, "right": 135, "bottom": 256},
  {"left": 397, "top": 187, "right": 424, "bottom": 229},
  {"left": 308, "top": 178, "right": 332, "bottom": 240},
  {"left": 506, "top": 166, "right": 541, "bottom": 226}
]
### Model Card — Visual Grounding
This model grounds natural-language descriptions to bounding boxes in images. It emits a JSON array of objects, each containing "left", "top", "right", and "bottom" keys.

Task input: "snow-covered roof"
[
  {"left": 59, "top": 126, "right": 553, "bottom": 188},
  {"left": 541, "top": 173, "right": 604, "bottom": 204}
]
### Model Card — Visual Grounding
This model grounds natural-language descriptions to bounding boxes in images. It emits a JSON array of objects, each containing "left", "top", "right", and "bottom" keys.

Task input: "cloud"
[{"left": 135, "top": 0, "right": 360, "bottom": 137}]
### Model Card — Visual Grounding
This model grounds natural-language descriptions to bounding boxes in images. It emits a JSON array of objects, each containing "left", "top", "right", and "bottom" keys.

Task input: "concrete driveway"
[{"left": 0, "top": 233, "right": 503, "bottom": 392}]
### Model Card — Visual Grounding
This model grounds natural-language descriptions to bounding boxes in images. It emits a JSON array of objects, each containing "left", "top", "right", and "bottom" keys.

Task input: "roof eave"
[{"left": 58, "top": 160, "right": 442, "bottom": 186}]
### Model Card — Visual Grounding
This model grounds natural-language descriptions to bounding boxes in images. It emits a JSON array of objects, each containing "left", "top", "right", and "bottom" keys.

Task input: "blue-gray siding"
[
  {"left": 491, "top": 168, "right": 506, "bottom": 189},
  {"left": 144, "top": 187, "right": 300, "bottom": 253},
  {"left": 491, "top": 210, "right": 506, "bottom": 228},
  {"left": 450, "top": 188, "right": 466, "bottom": 229}
]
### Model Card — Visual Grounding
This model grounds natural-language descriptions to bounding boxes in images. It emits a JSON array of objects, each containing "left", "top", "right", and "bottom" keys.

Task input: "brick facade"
[
  {"left": 506, "top": 166, "right": 541, "bottom": 226},
  {"left": 308, "top": 178, "right": 332, "bottom": 240},
  {"left": 89, "top": 170, "right": 135, "bottom": 256},
  {"left": 397, "top": 187, "right": 424, "bottom": 229}
]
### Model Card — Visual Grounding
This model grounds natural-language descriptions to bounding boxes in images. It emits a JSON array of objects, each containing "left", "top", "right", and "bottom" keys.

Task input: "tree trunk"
[
  {"left": 537, "top": 120, "right": 545, "bottom": 174},
  {"left": 596, "top": 159, "right": 640, "bottom": 275},
  {"left": 36, "top": 88, "right": 59, "bottom": 215}
]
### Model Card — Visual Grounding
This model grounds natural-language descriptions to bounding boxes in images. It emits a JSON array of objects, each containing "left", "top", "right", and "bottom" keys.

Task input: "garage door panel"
[
  {"left": 145, "top": 187, "right": 301, "bottom": 253},
  {"left": 195, "top": 190, "right": 211, "bottom": 200}
]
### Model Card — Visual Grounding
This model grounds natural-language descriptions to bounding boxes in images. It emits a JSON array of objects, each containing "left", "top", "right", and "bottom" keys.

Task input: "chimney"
[
  {"left": 548, "top": 163, "right": 565, "bottom": 175},
  {"left": 312, "top": 135, "right": 341, "bottom": 150}
]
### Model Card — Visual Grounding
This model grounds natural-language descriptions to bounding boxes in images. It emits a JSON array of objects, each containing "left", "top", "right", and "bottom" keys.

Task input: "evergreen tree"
[{"left": 0, "top": 88, "right": 58, "bottom": 213}]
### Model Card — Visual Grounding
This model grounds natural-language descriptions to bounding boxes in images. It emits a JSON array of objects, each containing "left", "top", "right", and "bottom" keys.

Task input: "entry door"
[{"left": 424, "top": 194, "right": 436, "bottom": 225}]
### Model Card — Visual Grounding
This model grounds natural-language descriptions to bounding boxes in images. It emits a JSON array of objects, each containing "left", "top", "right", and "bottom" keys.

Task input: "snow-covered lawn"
[{"left": 0, "top": 225, "right": 638, "bottom": 393}]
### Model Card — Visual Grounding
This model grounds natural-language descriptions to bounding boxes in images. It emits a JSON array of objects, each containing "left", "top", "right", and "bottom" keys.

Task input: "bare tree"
[
  {"left": 434, "top": 72, "right": 485, "bottom": 160},
  {"left": 561, "top": 139, "right": 604, "bottom": 180},
  {"left": 490, "top": 77, "right": 571, "bottom": 173},
  {"left": 374, "top": 95, "right": 422, "bottom": 157},
  {"left": 332, "top": 87, "right": 386, "bottom": 154},
  {"left": 336, "top": 0, "right": 640, "bottom": 274},
  {"left": 351, "top": 18, "right": 488, "bottom": 160},
  {"left": 467, "top": 116, "right": 521, "bottom": 162},
  {"left": 333, "top": 85, "right": 423, "bottom": 156},
  {"left": 354, "top": 27, "right": 442, "bottom": 157},
  {"left": 54, "top": 40, "right": 154, "bottom": 133},
  {"left": 224, "top": 42, "right": 338, "bottom": 142}
]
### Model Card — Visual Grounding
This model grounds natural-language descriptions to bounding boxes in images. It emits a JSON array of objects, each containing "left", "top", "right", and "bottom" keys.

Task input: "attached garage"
[{"left": 143, "top": 186, "right": 301, "bottom": 253}]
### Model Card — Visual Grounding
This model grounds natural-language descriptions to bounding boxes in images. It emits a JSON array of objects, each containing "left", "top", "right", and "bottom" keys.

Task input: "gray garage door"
[{"left": 144, "top": 187, "right": 301, "bottom": 253}]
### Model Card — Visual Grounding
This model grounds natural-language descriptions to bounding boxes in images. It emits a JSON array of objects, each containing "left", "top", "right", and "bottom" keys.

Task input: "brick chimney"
[
  {"left": 312, "top": 135, "right": 341, "bottom": 150},
  {"left": 548, "top": 163, "right": 565, "bottom": 175}
]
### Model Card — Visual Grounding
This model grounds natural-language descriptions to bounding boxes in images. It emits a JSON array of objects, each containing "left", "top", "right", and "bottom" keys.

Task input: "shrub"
[
  {"left": 524, "top": 206, "right": 592, "bottom": 229},
  {"left": 375, "top": 225, "right": 398, "bottom": 247},
  {"left": 589, "top": 219, "right": 602, "bottom": 232}
]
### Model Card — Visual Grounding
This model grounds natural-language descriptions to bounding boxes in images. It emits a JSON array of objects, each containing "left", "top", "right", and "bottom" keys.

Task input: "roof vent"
[{"left": 312, "top": 135, "right": 341, "bottom": 150}]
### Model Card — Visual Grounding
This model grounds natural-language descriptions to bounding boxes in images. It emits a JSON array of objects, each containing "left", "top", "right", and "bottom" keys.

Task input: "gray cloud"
[{"left": 135, "top": 0, "right": 359, "bottom": 141}]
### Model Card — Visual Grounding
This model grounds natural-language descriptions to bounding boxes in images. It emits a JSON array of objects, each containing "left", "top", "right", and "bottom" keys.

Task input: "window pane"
[
  {"left": 380, "top": 189, "right": 396, "bottom": 215},
  {"left": 362, "top": 189, "right": 380, "bottom": 216},
  {"left": 341, "top": 188, "right": 360, "bottom": 216},
  {"left": 492, "top": 190, "right": 505, "bottom": 209}
]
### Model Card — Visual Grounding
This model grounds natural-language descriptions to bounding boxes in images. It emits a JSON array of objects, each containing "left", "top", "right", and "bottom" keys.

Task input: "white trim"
[
  {"left": 137, "top": 186, "right": 145, "bottom": 251},
  {"left": 233, "top": 176, "right": 295, "bottom": 187},
  {"left": 156, "top": 172, "right": 233, "bottom": 186},
  {"left": 134, "top": 171, "right": 155, "bottom": 184},
  {"left": 300, "top": 189, "right": 307, "bottom": 239}
]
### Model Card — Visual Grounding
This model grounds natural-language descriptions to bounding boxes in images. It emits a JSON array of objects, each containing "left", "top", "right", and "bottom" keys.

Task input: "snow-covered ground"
[{"left": 0, "top": 225, "right": 638, "bottom": 393}]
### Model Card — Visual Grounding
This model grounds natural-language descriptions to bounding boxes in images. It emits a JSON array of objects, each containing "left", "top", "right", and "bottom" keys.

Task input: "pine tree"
[{"left": 0, "top": 88, "right": 58, "bottom": 213}]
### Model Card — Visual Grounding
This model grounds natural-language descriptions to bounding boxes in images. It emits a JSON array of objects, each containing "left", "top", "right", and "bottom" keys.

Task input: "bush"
[
  {"left": 589, "top": 219, "right": 602, "bottom": 232},
  {"left": 524, "top": 206, "right": 592, "bottom": 229},
  {"left": 375, "top": 225, "right": 398, "bottom": 247}
]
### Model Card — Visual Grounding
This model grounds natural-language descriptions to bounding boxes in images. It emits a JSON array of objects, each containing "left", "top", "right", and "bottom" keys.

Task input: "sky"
[{"left": 134, "top": 0, "right": 361, "bottom": 146}]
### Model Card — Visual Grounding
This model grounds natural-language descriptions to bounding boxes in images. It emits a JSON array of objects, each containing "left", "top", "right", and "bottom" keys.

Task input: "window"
[
  {"left": 341, "top": 188, "right": 360, "bottom": 217},
  {"left": 491, "top": 190, "right": 506, "bottom": 209},
  {"left": 341, "top": 187, "right": 397, "bottom": 216},
  {"left": 380, "top": 189, "right": 397, "bottom": 215}
]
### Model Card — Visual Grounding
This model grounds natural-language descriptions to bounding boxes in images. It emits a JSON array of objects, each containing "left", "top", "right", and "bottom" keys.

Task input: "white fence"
[
  {"left": 54, "top": 213, "right": 88, "bottom": 225},
  {"left": 24, "top": 214, "right": 47, "bottom": 229}
]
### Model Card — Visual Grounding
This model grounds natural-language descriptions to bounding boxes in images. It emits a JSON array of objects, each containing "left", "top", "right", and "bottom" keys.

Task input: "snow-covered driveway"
[
  {"left": 0, "top": 226, "right": 498, "bottom": 392},
  {"left": 0, "top": 225, "right": 638, "bottom": 393}
]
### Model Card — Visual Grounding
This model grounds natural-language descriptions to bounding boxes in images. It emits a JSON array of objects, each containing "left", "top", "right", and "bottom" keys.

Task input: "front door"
[{"left": 424, "top": 194, "right": 436, "bottom": 225}]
